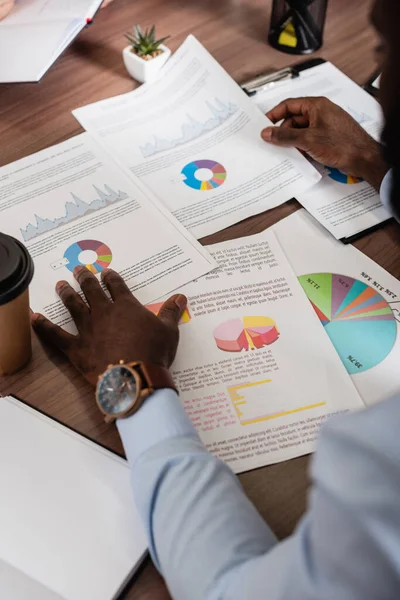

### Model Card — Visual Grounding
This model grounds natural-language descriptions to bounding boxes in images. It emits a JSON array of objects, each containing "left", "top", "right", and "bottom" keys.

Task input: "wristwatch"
[{"left": 96, "top": 360, "right": 177, "bottom": 423}]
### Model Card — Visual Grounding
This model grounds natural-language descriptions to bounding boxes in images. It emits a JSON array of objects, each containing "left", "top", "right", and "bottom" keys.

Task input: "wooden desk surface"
[{"left": 1, "top": 0, "right": 399, "bottom": 598}]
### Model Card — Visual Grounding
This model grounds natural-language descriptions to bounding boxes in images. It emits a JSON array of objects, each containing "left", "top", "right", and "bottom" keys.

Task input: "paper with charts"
[
  {"left": 73, "top": 35, "right": 320, "bottom": 239},
  {"left": 0, "top": 133, "right": 216, "bottom": 333},
  {"left": 273, "top": 210, "right": 400, "bottom": 407},
  {"left": 156, "top": 228, "right": 363, "bottom": 473},
  {"left": 252, "top": 62, "right": 390, "bottom": 240}
]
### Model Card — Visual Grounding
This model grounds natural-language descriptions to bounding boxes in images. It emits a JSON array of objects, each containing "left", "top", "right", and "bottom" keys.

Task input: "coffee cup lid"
[{"left": 0, "top": 233, "right": 34, "bottom": 306}]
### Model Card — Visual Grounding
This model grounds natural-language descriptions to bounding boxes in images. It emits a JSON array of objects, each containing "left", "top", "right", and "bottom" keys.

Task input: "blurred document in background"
[
  {"left": 74, "top": 35, "right": 320, "bottom": 239},
  {"left": 0, "top": 0, "right": 103, "bottom": 82}
]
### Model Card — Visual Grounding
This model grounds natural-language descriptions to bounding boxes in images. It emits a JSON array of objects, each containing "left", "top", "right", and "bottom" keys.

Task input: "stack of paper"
[{"left": 0, "top": 395, "right": 147, "bottom": 600}]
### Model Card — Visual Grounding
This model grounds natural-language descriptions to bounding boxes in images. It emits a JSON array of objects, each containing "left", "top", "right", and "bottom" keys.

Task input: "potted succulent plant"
[{"left": 123, "top": 25, "right": 171, "bottom": 83}]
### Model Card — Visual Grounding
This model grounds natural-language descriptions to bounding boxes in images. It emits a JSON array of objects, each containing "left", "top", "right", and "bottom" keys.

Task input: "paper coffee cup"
[{"left": 0, "top": 233, "right": 34, "bottom": 376}]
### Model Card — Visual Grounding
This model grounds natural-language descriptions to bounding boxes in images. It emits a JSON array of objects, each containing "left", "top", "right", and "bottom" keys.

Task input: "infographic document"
[
  {"left": 0, "top": 134, "right": 216, "bottom": 333},
  {"left": 155, "top": 228, "right": 363, "bottom": 473},
  {"left": 73, "top": 35, "right": 320, "bottom": 239},
  {"left": 273, "top": 210, "right": 400, "bottom": 407},
  {"left": 252, "top": 62, "right": 390, "bottom": 240}
]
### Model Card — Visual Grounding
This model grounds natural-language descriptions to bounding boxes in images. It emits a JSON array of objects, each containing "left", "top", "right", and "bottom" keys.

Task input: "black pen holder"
[{"left": 268, "top": 0, "right": 328, "bottom": 55}]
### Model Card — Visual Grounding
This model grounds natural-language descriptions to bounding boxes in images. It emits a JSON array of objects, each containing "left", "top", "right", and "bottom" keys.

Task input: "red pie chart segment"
[{"left": 213, "top": 317, "right": 279, "bottom": 352}]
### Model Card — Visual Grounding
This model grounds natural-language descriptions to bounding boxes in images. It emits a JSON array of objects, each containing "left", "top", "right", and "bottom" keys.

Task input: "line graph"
[
  {"left": 20, "top": 184, "right": 129, "bottom": 242},
  {"left": 139, "top": 98, "right": 238, "bottom": 158}
]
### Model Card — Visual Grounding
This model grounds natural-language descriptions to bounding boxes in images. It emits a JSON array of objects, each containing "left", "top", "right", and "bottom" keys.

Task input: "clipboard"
[
  {"left": 241, "top": 58, "right": 391, "bottom": 244},
  {"left": 241, "top": 57, "right": 326, "bottom": 96}
]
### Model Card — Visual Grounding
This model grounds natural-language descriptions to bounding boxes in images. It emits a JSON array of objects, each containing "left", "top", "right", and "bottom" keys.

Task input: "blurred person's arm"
[
  {"left": 0, "top": 0, "right": 14, "bottom": 21},
  {"left": 0, "top": 0, "right": 113, "bottom": 21}
]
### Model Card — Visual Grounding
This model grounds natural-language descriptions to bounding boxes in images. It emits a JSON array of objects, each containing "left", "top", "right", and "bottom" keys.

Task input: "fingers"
[
  {"left": 280, "top": 115, "right": 309, "bottom": 129},
  {"left": 266, "top": 98, "right": 312, "bottom": 123},
  {"left": 74, "top": 266, "right": 109, "bottom": 309},
  {"left": 157, "top": 294, "right": 187, "bottom": 328},
  {"left": 101, "top": 269, "right": 136, "bottom": 303},
  {"left": 56, "top": 280, "right": 89, "bottom": 329},
  {"left": 31, "top": 312, "right": 74, "bottom": 352},
  {"left": 261, "top": 125, "right": 307, "bottom": 148}
]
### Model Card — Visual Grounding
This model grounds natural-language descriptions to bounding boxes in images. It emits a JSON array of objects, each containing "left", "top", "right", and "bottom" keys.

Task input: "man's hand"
[
  {"left": 31, "top": 267, "right": 187, "bottom": 387},
  {"left": 261, "top": 97, "right": 388, "bottom": 191},
  {"left": 0, "top": 0, "right": 14, "bottom": 20}
]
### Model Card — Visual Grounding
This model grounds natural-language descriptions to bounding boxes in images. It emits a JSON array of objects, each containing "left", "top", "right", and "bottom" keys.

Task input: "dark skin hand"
[
  {"left": 31, "top": 266, "right": 187, "bottom": 387},
  {"left": 261, "top": 97, "right": 388, "bottom": 192}
]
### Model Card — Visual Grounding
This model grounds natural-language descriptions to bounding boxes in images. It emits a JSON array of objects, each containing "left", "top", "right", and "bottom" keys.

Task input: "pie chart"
[
  {"left": 213, "top": 316, "right": 279, "bottom": 352},
  {"left": 181, "top": 159, "right": 227, "bottom": 191},
  {"left": 64, "top": 239, "right": 112, "bottom": 274},
  {"left": 298, "top": 273, "right": 397, "bottom": 374},
  {"left": 326, "top": 166, "right": 363, "bottom": 185}
]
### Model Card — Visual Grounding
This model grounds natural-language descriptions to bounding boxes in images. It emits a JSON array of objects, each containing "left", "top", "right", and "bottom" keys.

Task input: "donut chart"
[
  {"left": 326, "top": 166, "right": 363, "bottom": 185},
  {"left": 214, "top": 316, "right": 279, "bottom": 352},
  {"left": 181, "top": 159, "right": 227, "bottom": 191},
  {"left": 298, "top": 273, "right": 397, "bottom": 374},
  {"left": 64, "top": 239, "right": 112, "bottom": 274}
]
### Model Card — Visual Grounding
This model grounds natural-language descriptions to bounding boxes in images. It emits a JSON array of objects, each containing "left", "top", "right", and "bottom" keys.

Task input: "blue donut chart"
[
  {"left": 181, "top": 159, "right": 227, "bottom": 191},
  {"left": 63, "top": 239, "right": 112, "bottom": 274},
  {"left": 326, "top": 166, "right": 363, "bottom": 185}
]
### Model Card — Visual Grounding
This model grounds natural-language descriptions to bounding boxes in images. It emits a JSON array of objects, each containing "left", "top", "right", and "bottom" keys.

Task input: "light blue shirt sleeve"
[
  {"left": 117, "top": 389, "right": 400, "bottom": 599},
  {"left": 380, "top": 169, "right": 393, "bottom": 213}
]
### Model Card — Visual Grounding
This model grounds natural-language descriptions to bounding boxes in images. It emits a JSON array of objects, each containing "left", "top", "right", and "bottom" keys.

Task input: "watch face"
[{"left": 97, "top": 366, "right": 138, "bottom": 416}]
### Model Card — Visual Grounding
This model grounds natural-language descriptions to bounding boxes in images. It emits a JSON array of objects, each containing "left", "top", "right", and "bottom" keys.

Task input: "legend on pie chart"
[
  {"left": 298, "top": 273, "right": 397, "bottom": 374},
  {"left": 181, "top": 159, "right": 227, "bottom": 191},
  {"left": 227, "top": 379, "right": 326, "bottom": 426},
  {"left": 63, "top": 239, "right": 112, "bottom": 274},
  {"left": 213, "top": 316, "right": 279, "bottom": 352},
  {"left": 326, "top": 166, "right": 363, "bottom": 184}
]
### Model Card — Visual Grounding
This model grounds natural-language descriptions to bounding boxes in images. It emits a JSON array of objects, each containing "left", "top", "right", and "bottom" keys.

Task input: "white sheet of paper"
[
  {"left": 154, "top": 227, "right": 363, "bottom": 472},
  {"left": 252, "top": 62, "right": 390, "bottom": 239},
  {"left": 273, "top": 209, "right": 400, "bottom": 406},
  {"left": 0, "top": 133, "right": 216, "bottom": 333},
  {"left": 373, "top": 74, "right": 381, "bottom": 89},
  {"left": 0, "top": 559, "right": 64, "bottom": 600},
  {"left": 73, "top": 35, "right": 320, "bottom": 239},
  {"left": 0, "top": 396, "right": 147, "bottom": 600}
]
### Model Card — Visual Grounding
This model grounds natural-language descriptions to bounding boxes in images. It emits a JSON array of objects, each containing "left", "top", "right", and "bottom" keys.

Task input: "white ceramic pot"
[{"left": 122, "top": 44, "right": 171, "bottom": 83}]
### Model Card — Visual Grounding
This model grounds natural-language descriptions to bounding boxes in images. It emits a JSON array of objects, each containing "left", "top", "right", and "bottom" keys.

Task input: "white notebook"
[
  {"left": 0, "top": 395, "right": 147, "bottom": 600},
  {"left": 0, "top": 0, "right": 103, "bottom": 83}
]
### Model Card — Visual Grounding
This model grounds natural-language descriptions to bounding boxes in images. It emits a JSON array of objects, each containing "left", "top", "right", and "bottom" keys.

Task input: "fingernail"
[
  {"left": 261, "top": 128, "right": 272, "bottom": 141},
  {"left": 31, "top": 312, "right": 40, "bottom": 322},
  {"left": 56, "top": 280, "right": 68, "bottom": 293},
  {"left": 73, "top": 266, "right": 86, "bottom": 278},
  {"left": 174, "top": 294, "right": 187, "bottom": 310},
  {"left": 101, "top": 268, "right": 113, "bottom": 279}
]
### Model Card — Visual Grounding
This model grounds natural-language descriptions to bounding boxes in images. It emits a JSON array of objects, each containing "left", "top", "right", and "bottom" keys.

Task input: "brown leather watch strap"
[{"left": 139, "top": 363, "right": 178, "bottom": 394}]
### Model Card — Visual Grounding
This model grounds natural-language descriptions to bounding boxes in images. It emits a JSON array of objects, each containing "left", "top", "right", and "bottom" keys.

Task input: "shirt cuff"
[
  {"left": 379, "top": 169, "right": 392, "bottom": 212},
  {"left": 117, "top": 389, "right": 199, "bottom": 467}
]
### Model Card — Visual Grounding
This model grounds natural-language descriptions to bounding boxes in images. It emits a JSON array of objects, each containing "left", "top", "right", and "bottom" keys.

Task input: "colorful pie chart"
[
  {"left": 213, "top": 316, "right": 279, "bottom": 352},
  {"left": 181, "top": 159, "right": 227, "bottom": 191},
  {"left": 298, "top": 273, "right": 397, "bottom": 374},
  {"left": 326, "top": 166, "right": 363, "bottom": 184},
  {"left": 64, "top": 239, "right": 112, "bottom": 274}
]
